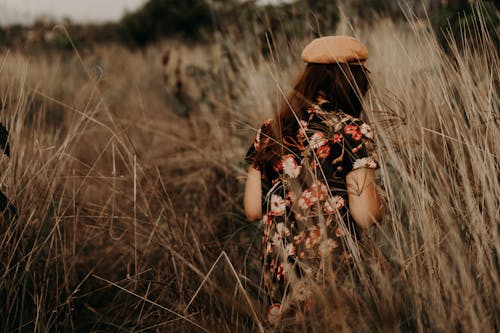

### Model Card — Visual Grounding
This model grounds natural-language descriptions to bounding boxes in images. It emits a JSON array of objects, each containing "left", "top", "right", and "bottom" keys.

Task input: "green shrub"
[
  {"left": 430, "top": 1, "right": 499, "bottom": 52},
  {"left": 118, "top": 0, "right": 212, "bottom": 47}
]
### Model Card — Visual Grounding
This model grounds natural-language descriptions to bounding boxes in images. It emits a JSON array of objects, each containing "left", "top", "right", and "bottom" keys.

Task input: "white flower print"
[
  {"left": 298, "top": 189, "right": 313, "bottom": 210},
  {"left": 359, "top": 123, "right": 374, "bottom": 139},
  {"left": 309, "top": 132, "right": 328, "bottom": 149},
  {"left": 305, "top": 227, "right": 321, "bottom": 248},
  {"left": 323, "top": 195, "right": 345, "bottom": 214},
  {"left": 286, "top": 243, "right": 296, "bottom": 256},
  {"left": 297, "top": 119, "right": 308, "bottom": 138},
  {"left": 298, "top": 182, "right": 328, "bottom": 211},
  {"left": 276, "top": 222, "right": 291, "bottom": 237},
  {"left": 352, "top": 156, "right": 378, "bottom": 170},
  {"left": 282, "top": 154, "right": 302, "bottom": 178},
  {"left": 318, "top": 239, "right": 339, "bottom": 257},
  {"left": 310, "top": 182, "right": 328, "bottom": 202},
  {"left": 261, "top": 213, "right": 272, "bottom": 225},
  {"left": 270, "top": 194, "right": 286, "bottom": 216}
]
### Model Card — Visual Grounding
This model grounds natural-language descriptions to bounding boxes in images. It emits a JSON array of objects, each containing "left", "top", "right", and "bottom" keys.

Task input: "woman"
[{"left": 243, "top": 36, "right": 385, "bottom": 323}]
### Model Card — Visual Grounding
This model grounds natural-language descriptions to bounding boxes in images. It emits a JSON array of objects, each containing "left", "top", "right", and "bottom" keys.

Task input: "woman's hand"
[
  {"left": 346, "top": 168, "right": 385, "bottom": 228},
  {"left": 244, "top": 166, "right": 262, "bottom": 221}
]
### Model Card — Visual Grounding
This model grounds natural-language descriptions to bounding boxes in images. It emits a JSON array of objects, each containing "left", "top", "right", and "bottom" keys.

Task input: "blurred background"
[{"left": 0, "top": 0, "right": 498, "bottom": 50}]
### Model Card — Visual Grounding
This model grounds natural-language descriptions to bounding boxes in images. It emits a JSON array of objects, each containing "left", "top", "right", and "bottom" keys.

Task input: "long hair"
[{"left": 254, "top": 63, "right": 370, "bottom": 167}]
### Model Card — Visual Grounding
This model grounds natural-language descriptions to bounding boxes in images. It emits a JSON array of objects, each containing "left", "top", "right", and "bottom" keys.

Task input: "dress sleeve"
[
  {"left": 340, "top": 118, "right": 379, "bottom": 174},
  {"left": 244, "top": 119, "right": 273, "bottom": 170}
]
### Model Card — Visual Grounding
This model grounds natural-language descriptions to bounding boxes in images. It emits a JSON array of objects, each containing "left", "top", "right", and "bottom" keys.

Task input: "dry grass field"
[{"left": 0, "top": 4, "right": 498, "bottom": 332}]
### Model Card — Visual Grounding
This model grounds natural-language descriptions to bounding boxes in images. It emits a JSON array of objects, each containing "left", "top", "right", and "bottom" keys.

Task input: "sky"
[
  {"left": 0, "top": 0, "right": 287, "bottom": 25},
  {"left": 0, "top": 0, "right": 147, "bottom": 25}
]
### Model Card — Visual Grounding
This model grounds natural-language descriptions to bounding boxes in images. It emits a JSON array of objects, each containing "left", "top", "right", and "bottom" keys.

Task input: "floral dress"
[{"left": 245, "top": 99, "right": 379, "bottom": 316}]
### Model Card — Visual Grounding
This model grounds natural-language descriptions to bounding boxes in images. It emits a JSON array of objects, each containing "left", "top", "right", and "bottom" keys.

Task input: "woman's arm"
[
  {"left": 346, "top": 167, "right": 385, "bottom": 228},
  {"left": 244, "top": 166, "right": 263, "bottom": 221}
]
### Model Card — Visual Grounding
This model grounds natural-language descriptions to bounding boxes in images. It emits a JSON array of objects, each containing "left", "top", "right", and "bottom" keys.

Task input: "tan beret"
[{"left": 301, "top": 36, "right": 368, "bottom": 65}]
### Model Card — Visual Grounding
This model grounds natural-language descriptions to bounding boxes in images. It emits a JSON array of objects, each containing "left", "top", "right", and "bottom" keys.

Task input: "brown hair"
[{"left": 254, "top": 63, "right": 370, "bottom": 167}]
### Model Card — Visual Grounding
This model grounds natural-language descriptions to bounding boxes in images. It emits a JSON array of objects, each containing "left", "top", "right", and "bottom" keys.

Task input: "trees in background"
[
  {"left": 118, "top": 0, "right": 212, "bottom": 47},
  {"left": 0, "top": 0, "right": 497, "bottom": 51}
]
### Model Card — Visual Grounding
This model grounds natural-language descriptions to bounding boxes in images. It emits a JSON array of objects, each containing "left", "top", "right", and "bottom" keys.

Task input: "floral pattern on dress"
[{"left": 245, "top": 98, "right": 379, "bottom": 314}]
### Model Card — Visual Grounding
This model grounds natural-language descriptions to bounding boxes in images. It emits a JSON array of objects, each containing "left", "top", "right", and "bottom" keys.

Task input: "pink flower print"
[
  {"left": 286, "top": 243, "right": 296, "bottom": 256},
  {"left": 310, "top": 182, "right": 328, "bottom": 202},
  {"left": 276, "top": 265, "right": 284, "bottom": 281},
  {"left": 270, "top": 259, "right": 275, "bottom": 272},
  {"left": 316, "top": 145, "right": 330, "bottom": 158},
  {"left": 307, "top": 104, "right": 322, "bottom": 114},
  {"left": 270, "top": 195, "right": 286, "bottom": 216},
  {"left": 273, "top": 159, "right": 283, "bottom": 172},
  {"left": 298, "top": 182, "right": 328, "bottom": 210},
  {"left": 309, "top": 132, "right": 328, "bottom": 149},
  {"left": 351, "top": 130, "right": 363, "bottom": 141},
  {"left": 344, "top": 124, "right": 362, "bottom": 141},
  {"left": 323, "top": 201, "right": 335, "bottom": 215},
  {"left": 310, "top": 159, "right": 318, "bottom": 171},
  {"left": 282, "top": 154, "right": 302, "bottom": 178},
  {"left": 323, "top": 195, "right": 345, "bottom": 214},
  {"left": 332, "top": 133, "right": 343, "bottom": 143},
  {"left": 266, "top": 241, "right": 273, "bottom": 254},
  {"left": 343, "top": 124, "right": 358, "bottom": 135},
  {"left": 335, "top": 227, "right": 343, "bottom": 237}
]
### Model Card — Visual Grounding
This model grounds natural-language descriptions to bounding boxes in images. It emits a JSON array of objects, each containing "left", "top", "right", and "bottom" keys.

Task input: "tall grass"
[{"left": 0, "top": 4, "right": 498, "bottom": 332}]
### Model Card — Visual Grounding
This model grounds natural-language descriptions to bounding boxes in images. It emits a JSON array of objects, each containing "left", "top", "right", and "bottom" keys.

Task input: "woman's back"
[{"left": 245, "top": 95, "right": 380, "bottom": 314}]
